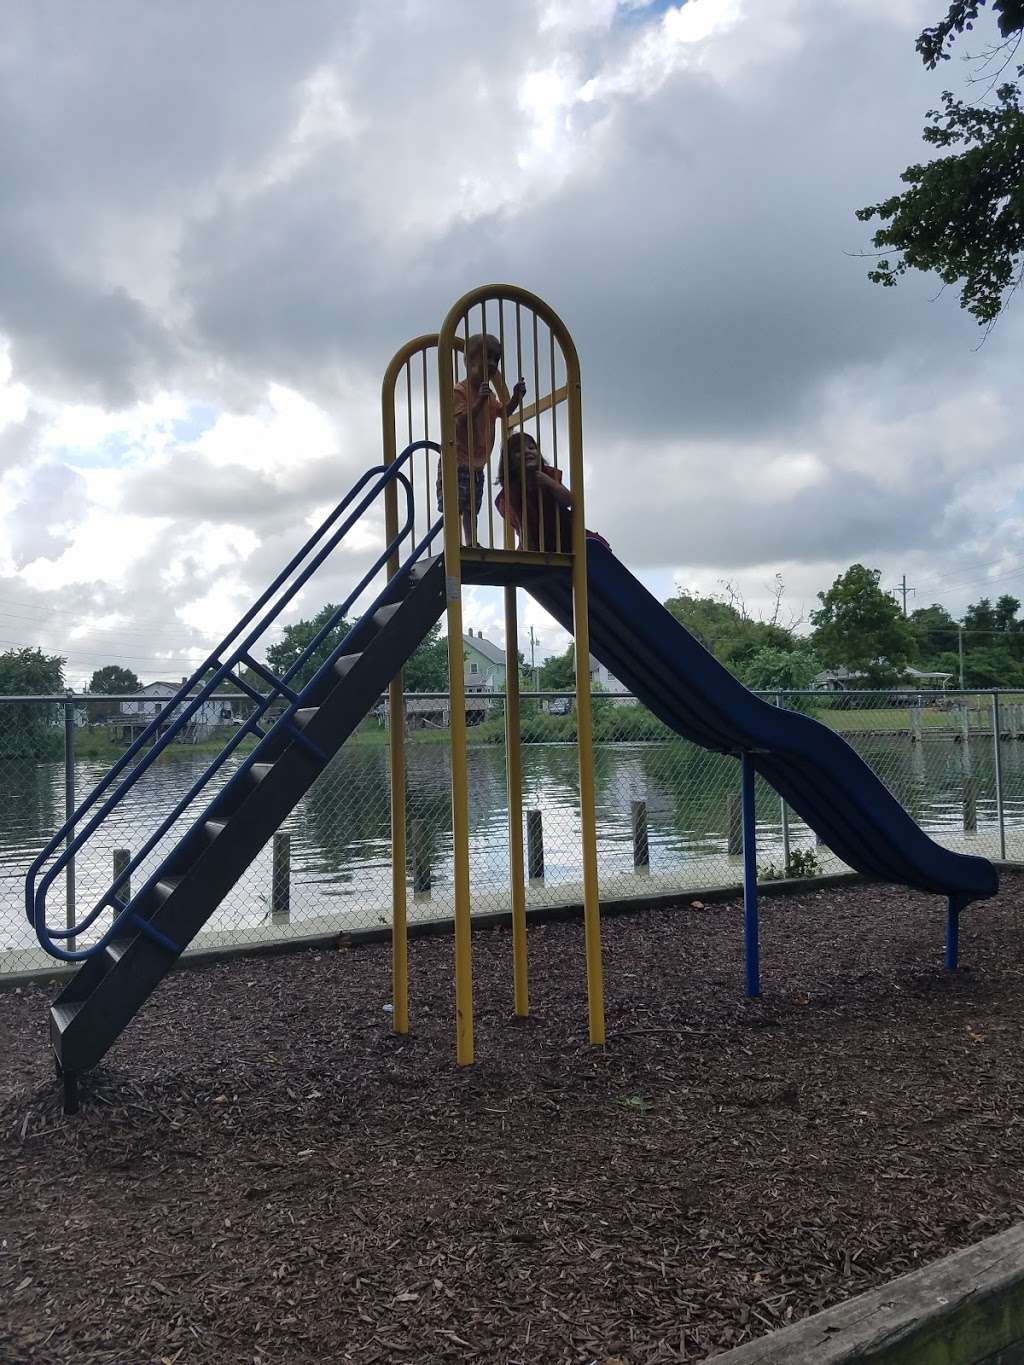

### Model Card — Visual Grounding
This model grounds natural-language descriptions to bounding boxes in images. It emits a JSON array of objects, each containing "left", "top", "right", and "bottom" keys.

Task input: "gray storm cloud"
[{"left": 0, "top": 0, "right": 1020, "bottom": 677}]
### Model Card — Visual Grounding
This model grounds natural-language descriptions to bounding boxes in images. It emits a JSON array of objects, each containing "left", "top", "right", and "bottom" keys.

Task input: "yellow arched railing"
[{"left": 380, "top": 286, "right": 605, "bottom": 1066}]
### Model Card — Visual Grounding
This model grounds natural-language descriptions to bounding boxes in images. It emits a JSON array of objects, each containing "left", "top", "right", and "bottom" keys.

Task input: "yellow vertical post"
[
  {"left": 504, "top": 585, "right": 528, "bottom": 1015},
  {"left": 381, "top": 358, "right": 409, "bottom": 1035},
  {"left": 438, "top": 315, "right": 475, "bottom": 1065},
  {"left": 382, "top": 341, "right": 434, "bottom": 1031},
  {"left": 565, "top": 346, "right": 605, "bottom": 1045}
]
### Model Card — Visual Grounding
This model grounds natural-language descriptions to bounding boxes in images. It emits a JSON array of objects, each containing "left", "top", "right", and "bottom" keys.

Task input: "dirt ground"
[{"left": 2, "top": 875, "right": 1023, "bottom": 1364}]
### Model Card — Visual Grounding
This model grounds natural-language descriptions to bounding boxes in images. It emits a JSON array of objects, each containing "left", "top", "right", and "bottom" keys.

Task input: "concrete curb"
[
  {"left": 5, "top": 861, "right": 1020, "bottom": 993},
  {"left": 708, "top": 1221, "right": 1024, "bottom": 1364}
]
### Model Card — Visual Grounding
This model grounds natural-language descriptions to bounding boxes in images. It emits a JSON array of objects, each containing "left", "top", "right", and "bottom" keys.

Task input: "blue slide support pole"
[
  {"left": 945, "top": 896, "right": 960, "bottom": 971},
  {"left": 741, "top": 752, "right": 761, "bottom": 998}
]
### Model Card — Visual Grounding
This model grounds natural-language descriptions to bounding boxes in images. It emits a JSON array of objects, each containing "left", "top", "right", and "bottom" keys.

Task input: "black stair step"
[
  {"left": 410, "top": 556, "right": 441, "bottom": 582},
  {"left": 295, "top": 707, "right": 319, "bottom": 729},
  {"left": 52, "top": 1001, "right": 84, "bottom": 1034},
  {"left": 334, "top": 653, "right": 363, "bottom": 679},
  {"left": 154, "top": 876, "right": 183, "bottom": 904},
  {"left": 205, "top": 819, "right": 228, "bottom": 842},
  {"left": 248, "top": 762, "right": 274, "bottom": 785},
  {"left": 104, "top": 938, "right": 133, "bottom": 968},
  {"left": 372, "top": 603, "right": 403, "bottom": 629}
]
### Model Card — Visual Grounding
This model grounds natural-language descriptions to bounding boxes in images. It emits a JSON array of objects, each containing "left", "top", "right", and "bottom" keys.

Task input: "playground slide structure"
[{"left": 26, "top": 286, "right": 998, "bottom": 1111}]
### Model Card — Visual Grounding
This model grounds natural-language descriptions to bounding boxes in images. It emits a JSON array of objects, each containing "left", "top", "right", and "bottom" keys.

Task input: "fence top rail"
[
  {"left": 0, "top": 693, "right": 255, "bottom": 705},
  {"left": 379, "top": 687, "right": 1024, "bottom": 702},
  {"left": 3, "top": 687, "right": 1024, "bottom": 707}
]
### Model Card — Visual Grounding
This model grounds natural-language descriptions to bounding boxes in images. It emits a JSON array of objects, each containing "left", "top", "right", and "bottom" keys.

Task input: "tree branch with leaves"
[{"left": 856, "top": 0, "right": 1024, "bottom": 327}]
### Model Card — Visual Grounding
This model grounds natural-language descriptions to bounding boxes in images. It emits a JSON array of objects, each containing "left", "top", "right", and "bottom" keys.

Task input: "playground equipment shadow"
[{"left": 2, "top": 874, "right": 1024, "bottom": 1363}]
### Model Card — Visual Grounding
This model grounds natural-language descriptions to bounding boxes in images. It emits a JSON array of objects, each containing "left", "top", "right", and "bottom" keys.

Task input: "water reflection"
[{"left": 3, "top": 733, "right": 1021, "bottom": 958}]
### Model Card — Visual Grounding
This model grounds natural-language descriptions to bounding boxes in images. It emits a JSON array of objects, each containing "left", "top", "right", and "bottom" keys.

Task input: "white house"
[
  {"left": 589, "top": 655, "right": 634, "bottom": 704},
  {"left": 116, "top": 681, "right": 237, "bottom": 742}
]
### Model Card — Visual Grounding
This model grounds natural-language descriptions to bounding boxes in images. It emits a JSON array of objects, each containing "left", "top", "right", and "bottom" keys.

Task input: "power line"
[{"left": 915, "top": 558, "right": 1024, "bottom": 597}]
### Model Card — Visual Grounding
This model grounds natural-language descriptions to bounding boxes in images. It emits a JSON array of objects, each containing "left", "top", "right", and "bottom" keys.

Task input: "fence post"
[
  {"left": 63, "top": 697, "right": 76, "bottom": 952},
  {"left": 776, "top": 693, "right": 791, "bottom": 875},
  {"left": 113, "top": 848, "right": 131, "bottom": 905},
  {"left": 631, "top": 799, "right": 649, "bottom": 871},
  {"left": 993, "top": 693, "right": 1005, "bottom": 860},
  {"left": 411, "top": 819, "right": 431, "bottom": 899},
  {"left": 271, "top": 831, "right": 290, "bottom": 921},
  {"left": 726, "top": 791, "right": 742, "bottom": 856},
  {"left": 963, "top": 774, "right": 978, "bottom": 834},
  {"left": 527, "top": 809, "right": 545, "bottom": 882},
  {"left": 912, "top": 695, "right": 922, "bottom": 743}
]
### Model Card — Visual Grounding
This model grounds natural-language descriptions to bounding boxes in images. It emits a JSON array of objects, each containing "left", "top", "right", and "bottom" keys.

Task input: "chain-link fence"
[{"left": 4, "top": 688, "right": 1023, "bottom": 977}]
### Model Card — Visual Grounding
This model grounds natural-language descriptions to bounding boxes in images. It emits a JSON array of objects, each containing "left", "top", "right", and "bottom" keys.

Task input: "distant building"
[
  {"left": 114, "top": 680, "right": 238, "bottom": 743},
  {"left": 381, "top": 630, "right": 506, "bottom": 731},
  {"left": 589, "top": 655, "right": 634, "bottom": 704},
  {"left": 812, "top": 665, "right": 953, "bottom": 692},
  {"left": 463, "top": 628, "right": 505, "bottom": 690}
]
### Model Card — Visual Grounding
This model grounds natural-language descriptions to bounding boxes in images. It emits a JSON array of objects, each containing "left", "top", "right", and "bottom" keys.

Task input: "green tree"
[
  {"left": 403, "top": 623, "right": 450, "bottom": 692},
  {"left": 994, "top": 593, "right": 1021, "bottom": 631},
  {"left": 86, "top": 664, "right": 142, "bottom": 721},
  {"left": 810, "top": 564, "right": 916, "bottom": 685},
  {"left": 538, "top": 643, "right": 577, "bottom": 691},
  {"left": 963, "top": 596, "right": 998, "bottom": 642},
  {"left": 0, "top": 646, "right": 65, "bottom": 759},
  {"left": 265, "top": 604, "right": 353, "bottom": 694},
  {"left": 737, "top": 643, "right": 821, "bottom": 692},
  {"left": 856, "top": 1, "right": 1024, "bottom": 326},
  {"left": 909, "top": 602, "right": 960, "bottom": 658},
  {"left": 663, "top": 587, "right": 796, "bottom": 675}
]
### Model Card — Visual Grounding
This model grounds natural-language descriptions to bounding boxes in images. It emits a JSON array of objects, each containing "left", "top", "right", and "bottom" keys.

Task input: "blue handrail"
[{"left": 27, "top": 440, "right": 443, "bottom": 961}]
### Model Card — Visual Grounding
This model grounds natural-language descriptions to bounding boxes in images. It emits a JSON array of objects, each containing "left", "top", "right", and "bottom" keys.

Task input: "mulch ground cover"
[{"left": 2, "top": 875, "right": 1024, "bottom": 1364}]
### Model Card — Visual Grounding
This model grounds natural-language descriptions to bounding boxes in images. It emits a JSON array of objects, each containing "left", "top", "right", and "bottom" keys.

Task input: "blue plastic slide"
[{"left": 528, "top": 541, "right": 999, "bottom": 908}]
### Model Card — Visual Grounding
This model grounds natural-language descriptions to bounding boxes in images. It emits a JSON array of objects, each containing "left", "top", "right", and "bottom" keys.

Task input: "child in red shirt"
[{"left": 495, "top": 431, "right": 609, "bottom": 553}]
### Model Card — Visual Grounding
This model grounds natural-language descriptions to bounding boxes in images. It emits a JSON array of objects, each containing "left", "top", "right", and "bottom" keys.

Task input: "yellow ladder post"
[
  {"left": 381, "top": 333, "right": 437, "bottom": 1035},
  {"left": 381, "top": 346, "right": 410, "bottom": 1035},
  {"left": 504, "top": 584, "right": 529, "bottom": 1016},
  {"left": 437, "top": 316, "right": 475, "bottom": 1065}
]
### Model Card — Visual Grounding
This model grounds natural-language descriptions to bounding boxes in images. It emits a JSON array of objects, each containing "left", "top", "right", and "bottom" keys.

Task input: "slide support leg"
[{"left": 741, "top": 752, "right": 761, "bottom": 998}]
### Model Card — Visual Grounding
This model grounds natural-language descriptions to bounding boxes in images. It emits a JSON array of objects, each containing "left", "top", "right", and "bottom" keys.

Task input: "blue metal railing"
[{"left": 26, "top": 441, "right": 443, "bottom": 962}]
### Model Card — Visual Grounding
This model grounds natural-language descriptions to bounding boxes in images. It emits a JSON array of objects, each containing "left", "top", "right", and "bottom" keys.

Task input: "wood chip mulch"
[{"left": 2, "top": 875, "right": 1023, "bottom": 1364}]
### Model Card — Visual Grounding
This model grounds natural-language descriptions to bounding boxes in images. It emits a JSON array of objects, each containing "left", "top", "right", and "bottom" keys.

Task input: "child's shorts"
[{"left": 436, "top": 463, "right": 485, "bottom": 516}]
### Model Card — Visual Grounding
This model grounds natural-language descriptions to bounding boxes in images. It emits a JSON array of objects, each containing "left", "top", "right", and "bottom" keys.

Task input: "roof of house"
[
  {"left": 463, "top": 632, "right": 505, "bottom": 667},
  {"left": 814, "top": 665, "right": 953, "bottom": 685}
]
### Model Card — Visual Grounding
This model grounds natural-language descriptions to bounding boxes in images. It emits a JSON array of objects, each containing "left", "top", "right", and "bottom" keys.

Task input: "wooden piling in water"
[
  {"left": 411, "top": 819, "right": 431, "bottom": 899},
  {"left": 527, "top": 809, "right": 545, "bottom": 882},
  {"left": 631, "top": 799, "right": 649, "bottom": 871},
  {"left": 271, "top": 831, "right": 291, "bottom": 920},
  {"left": 726, "top": 792, "right": 742, "bottom": 857}
]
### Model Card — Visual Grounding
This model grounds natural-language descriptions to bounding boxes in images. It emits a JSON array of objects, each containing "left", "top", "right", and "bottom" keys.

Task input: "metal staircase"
[{"left": 26, "top": 443, "right": 444, "bottom": 1110}]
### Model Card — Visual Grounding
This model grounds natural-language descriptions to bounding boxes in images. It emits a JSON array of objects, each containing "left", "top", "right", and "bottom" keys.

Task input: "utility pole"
[
  {"left": 958, "top": 626, "right": 965, "bottom": 689},
  {"left": 898, "top": 574, "right": 915, "bottom": 617},
  {"left": 528, "top": 626, "right": 539, "bottom": 691}
]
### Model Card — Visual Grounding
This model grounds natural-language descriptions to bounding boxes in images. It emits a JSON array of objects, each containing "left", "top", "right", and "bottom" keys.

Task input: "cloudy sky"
[{"left": 1, "top": 0, "right": 1021, "bottom": 688}]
